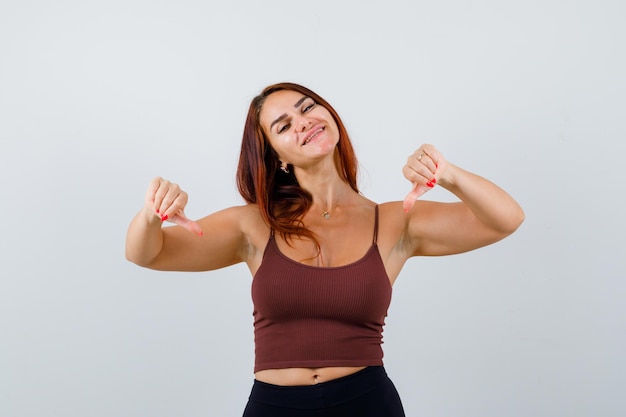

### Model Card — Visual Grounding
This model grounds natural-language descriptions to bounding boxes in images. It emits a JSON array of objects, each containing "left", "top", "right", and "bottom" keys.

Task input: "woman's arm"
[
  {"left": 125, "top": 177, "right": 250, "bottom": 272},
  {"left": 402, "top": 145, "right": 525, "bottom": 256}
]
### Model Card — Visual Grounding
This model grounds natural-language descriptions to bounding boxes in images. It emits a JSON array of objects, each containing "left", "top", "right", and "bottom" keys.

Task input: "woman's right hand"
[{"left": 145, "top": 177, "right": 203, "bottom": 236}]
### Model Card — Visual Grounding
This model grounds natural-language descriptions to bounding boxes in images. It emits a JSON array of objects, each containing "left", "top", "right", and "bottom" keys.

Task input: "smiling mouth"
[{"left": 303, "top": 127, "right": 325, "bottom": 145}]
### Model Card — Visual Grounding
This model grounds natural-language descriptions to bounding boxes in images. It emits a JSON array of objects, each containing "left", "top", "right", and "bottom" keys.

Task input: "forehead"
[{"left": 259, "top": 90, "right": 307, "bottom": 126}]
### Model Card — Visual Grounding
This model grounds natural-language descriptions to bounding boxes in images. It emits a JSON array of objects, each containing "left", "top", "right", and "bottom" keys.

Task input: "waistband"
[{"left": 248, "top": 366, "right": 389, "bottom": 410}]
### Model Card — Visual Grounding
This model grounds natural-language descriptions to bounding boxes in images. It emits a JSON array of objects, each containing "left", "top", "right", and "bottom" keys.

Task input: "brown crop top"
[{"left": 251, "top": 205, "right": 392, "bottom": 373}]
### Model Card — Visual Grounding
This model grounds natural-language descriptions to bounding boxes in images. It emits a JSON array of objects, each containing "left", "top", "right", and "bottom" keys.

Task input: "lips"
[{"left": 301, "top": 125, "right": 325, "bottom": 146}]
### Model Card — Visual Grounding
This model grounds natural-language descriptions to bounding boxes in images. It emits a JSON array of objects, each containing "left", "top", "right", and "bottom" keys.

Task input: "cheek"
[
  {"left": 267, "top": 135, "right": 292, "bottom": 158},
  {"left": 316, "top": 129, "right": 339, "bottom": 154},
  {"left": 319, "top": 141, "right": 336, "bottom": 154}
]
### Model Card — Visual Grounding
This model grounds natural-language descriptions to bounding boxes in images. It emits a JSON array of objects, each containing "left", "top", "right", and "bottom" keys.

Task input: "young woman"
[{"left": 126, "top": 82, "right": 524, "bottom": 416}]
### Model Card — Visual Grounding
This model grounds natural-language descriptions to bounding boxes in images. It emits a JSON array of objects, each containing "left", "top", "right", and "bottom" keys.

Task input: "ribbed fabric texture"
[{"left": 251, "top": 206, "right": 392, "bottom": 373}]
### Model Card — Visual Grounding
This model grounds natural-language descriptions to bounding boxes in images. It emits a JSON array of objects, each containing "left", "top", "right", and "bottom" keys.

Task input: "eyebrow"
[{"left": 269, "top": 95, "right": 311, "bottom": 130}]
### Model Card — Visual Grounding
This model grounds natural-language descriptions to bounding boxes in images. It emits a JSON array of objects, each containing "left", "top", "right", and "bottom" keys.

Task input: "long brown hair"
[{"left": 236, "top": 82, "right": 359, "bottom": 243}]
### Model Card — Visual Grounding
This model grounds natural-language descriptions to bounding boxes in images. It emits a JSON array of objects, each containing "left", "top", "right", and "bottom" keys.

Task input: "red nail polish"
[
  {"left": 432, "top": 178, "right": 437, "bottom": 184},
  {"left": 161, "top": 214, "right": 169, "bottom": 222},
  {"left": 156, "top": 209, "right": 160, "bottom": 214}
]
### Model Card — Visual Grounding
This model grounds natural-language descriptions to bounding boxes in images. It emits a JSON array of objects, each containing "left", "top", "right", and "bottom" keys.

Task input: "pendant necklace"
[{"left": 321, "top": 210, "right": 331, "bottom": 220}]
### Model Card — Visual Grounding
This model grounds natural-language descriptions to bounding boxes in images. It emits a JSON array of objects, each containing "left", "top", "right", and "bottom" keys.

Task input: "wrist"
[
  {"left": 437, "top": 163, "right": 460, "bottom": 190},
  {"left": 142, "top": 205, "right": 162, "bottom": 225}
]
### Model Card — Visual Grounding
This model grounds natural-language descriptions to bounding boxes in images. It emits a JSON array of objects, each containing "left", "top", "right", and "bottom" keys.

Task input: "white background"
[{"left": 1, "top": 0, "right": 624, "bottom": 416}]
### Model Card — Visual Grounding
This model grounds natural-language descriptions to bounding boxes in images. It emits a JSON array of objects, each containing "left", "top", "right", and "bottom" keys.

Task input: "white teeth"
[{"left": 303, "top": 128, "right": 323, "bottom": 145}]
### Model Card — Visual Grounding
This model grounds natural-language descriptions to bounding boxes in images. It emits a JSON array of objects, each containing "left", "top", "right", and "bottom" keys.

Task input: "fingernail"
[
  {"left": 435, "top": 163, "right": 439, "bottom": 169},
  {"left": 156, "top": 209, "right": 160, "bottom": 214},
  {"left": 432, "top": 178, "right": 437, "bottom": 184},
  {"left": 161, "top": 214, "right": 169, "bottom": 222},
  {"left": 426, "top": 181, "right": 434, "bottom": 188}
]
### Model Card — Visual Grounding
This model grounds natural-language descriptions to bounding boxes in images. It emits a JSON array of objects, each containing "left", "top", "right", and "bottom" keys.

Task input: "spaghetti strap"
[{"left": 373, "top": 205, "right": 379, "bottom": 245}]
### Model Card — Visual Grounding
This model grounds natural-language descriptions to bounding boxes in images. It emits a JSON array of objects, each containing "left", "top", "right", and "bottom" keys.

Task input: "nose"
[{"left": 296, "top": 116, "right": 312, "bottom": 132}]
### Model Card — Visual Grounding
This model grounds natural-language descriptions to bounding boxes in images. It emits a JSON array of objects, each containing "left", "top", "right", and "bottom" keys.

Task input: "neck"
[{"left": 293, "top": 159, "right": 355, "bottom": 214}]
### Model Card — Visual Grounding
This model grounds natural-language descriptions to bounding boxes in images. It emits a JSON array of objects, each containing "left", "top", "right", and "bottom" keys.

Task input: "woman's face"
[{"left": 259, "top": 89, "right": 339, "bottom": 168}]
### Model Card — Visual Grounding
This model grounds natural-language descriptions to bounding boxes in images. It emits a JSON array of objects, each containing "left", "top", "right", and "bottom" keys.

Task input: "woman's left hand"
[{"left": 402, "top": 144, "right": 448, "bottom": 212}]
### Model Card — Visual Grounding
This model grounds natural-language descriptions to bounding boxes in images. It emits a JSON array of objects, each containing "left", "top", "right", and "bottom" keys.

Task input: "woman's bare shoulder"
[
  {"left": 375, "top": 199, "right": 444, "bottom": 251},
  {"left": 223, "top": 204, "right": 270, "bottom": 271},
  {"left": 199, "top": 203, "right": 260, "bottom": 219},
  {"left": 377, "top": 201, "right": 407, "bottom": 222},
  {"left": 220, "top": 203, "right": 269, "bottom": 244},
  {"left": 199, "top": 204, "right": 267, "bottom": 232}
]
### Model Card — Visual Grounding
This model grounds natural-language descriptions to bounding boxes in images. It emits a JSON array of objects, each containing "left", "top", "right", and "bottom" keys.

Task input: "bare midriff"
[{"left": 255, "top": 366, "right": 367, "bottom": 386}]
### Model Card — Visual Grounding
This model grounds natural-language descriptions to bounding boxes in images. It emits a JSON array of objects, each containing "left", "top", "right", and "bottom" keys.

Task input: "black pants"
[{"left": 242, "top": 367, "right": 406, "bottom": 417}]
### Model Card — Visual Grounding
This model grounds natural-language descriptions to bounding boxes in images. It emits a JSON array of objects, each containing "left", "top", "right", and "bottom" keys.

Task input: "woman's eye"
[
  {"left": 303, "top": 102, "right": 315, "bottom": 112},
  {"left": 278, "top": 123, "right": 290, "bottom": 133}
]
